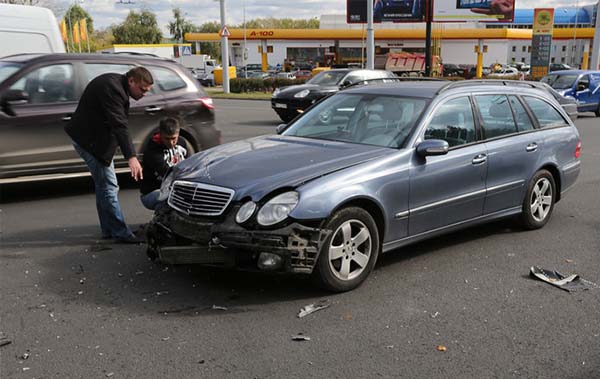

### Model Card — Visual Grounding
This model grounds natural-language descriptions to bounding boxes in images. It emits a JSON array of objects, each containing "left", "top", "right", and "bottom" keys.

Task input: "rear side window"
[
  {"left": 523, "top": 96, "right": 567, "bottom": 128},
  {"left": 508, "top": 96, "right": 534, "bottom": 132},
  {"left": 475, "top": 95, "right": 517, "bottom": 139},
  {"left": 150, "top": 67, "right": 186, "bottom": 91},
  {"left": 425, "top": 96, "right": 476, "bottom": 147},
  {"left": 84, "top": 63, "right": 132, "bottom": 83}
]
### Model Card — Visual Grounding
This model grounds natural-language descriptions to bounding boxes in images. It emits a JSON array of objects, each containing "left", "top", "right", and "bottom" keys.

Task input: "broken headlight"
[
  {"left": 257, "top": 191, "right": 299, "bottom": 226},
  {"left": 235, "top": 201, "right": 257, "bottom": 224}
]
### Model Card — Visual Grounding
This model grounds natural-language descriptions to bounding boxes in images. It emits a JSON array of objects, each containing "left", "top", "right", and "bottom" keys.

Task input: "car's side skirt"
[{"left": 381, "top": 206, "right": 522, "bottom": 253}]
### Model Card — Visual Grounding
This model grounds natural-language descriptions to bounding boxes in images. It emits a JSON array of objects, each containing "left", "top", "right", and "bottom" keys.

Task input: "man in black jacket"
[
  {"left": 65, "top": 67, "right": 153, "bottom": 243},
  {"left": 140, "top": 118, "right": 187, "bottom": 210}
]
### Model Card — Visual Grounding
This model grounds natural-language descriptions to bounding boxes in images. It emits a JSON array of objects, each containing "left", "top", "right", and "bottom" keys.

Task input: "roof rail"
[
  {"left": 436, "top": 79, "right": 543, "bottom": 94},
  {"left": 342, "top": 76, "right": 445, "bottom": 90}
]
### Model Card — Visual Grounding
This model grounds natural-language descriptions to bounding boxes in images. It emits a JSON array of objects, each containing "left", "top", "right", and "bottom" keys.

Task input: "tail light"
[
  {"left": 199, "top": 97, "right": 214, "bottom": 110},
  {"left": 574, "top": 141, "right": 581, "bottom": 158}
]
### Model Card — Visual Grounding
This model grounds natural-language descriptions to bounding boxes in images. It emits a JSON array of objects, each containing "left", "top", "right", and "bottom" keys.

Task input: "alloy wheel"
[
  {"left": 328, "top": 219, "right": 372, "bottom": 281},
  {"left": 530, "top": 177, "right": 553, "bottom": 222}
]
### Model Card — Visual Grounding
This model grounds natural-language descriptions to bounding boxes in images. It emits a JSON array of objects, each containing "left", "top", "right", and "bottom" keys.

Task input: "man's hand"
[{"left": 128, "top": 157, "right": 143, "bottom": 181}]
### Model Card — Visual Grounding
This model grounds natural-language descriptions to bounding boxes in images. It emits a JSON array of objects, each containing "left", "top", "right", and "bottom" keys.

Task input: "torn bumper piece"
[{"left": 146, "top": 207, "right": 330, "bottom": 274}]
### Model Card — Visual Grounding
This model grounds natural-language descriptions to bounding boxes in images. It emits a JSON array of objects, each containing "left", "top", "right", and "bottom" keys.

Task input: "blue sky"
[{"left": 50, "top": 0, "right": 593, "bottom": 35}]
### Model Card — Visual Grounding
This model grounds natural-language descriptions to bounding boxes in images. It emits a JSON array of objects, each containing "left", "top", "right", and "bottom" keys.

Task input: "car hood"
[
  {"left": 274, "top": 83, "right": 338, "bottom": 98},
  {"left": 173, "top": 135, "right": 391, "bottom": 201}
]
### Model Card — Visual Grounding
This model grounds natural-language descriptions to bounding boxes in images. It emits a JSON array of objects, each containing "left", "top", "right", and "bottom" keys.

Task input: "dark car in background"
[
  {"left": 271, "top": 69, "right": 398, "bottom": 122},
  {"left": 442, "top": 63, "right": 463, "bottom": 77},
  {"left": 549, "top": 63, "right": 572, "bottom": 72},
  {"left": 0, "top": 53, "right": 220, "bottom": 183}
]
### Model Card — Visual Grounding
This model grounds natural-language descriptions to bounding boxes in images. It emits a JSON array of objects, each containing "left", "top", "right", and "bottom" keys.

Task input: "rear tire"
[
  {"left": 313, "top": 207, "right": 380, "bottom": 292},
  {"left": 519, "top": 170, "right": 556, "bottom": 230},
  {"left": 179, "top": 135, "right": 197, "bottom": 156}
]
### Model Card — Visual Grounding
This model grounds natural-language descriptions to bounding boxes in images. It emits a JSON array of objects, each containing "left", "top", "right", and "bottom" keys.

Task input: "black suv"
[
  {"left": 0, "top": 53, "right": 220, "bottom": 183},
  {"left": 271, "top": 69, "right": 397, "bottom": 122}
]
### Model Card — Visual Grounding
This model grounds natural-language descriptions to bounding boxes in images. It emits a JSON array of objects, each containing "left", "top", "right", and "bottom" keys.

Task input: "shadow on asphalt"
[
  {"left": 0, "top": 174, "right": 138, "bottom": 204},
  {"left": 235, "top": 119, "right": 281, "bottom": 127},
  {"left": 376, "top": 220, "right": 520, "bottom": 269}
]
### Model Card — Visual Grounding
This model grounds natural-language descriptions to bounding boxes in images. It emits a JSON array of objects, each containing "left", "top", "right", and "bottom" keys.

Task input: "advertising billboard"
[
  {"left": 530, "top": 8, "right": 554, "bottom": 79},
  {"left": 347, "top": 0, "right": 426, "bottom": 23},
  {"left": 433, "top": 0, "right": 515, "bottom": 22}
]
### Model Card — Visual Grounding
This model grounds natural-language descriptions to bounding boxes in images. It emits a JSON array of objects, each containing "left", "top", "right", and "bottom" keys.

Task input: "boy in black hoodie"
[{"left": 140, "top": 118, "right": 187, "bottom": 210}]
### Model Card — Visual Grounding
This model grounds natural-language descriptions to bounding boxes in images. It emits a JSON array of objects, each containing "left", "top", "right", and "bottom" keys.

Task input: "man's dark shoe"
[{"left": 115, "top": 233, "right": 145, "bottom": 244}]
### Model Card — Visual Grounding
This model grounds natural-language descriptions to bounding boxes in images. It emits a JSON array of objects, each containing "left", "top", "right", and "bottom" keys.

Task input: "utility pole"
[
  {"left": 425, "top": 0, "right": 432, "bottom": 77},
  {"left": 219, "top": 0, "right": 230, "bottom": 93},
  {"left": 366, "top": 0, "right": 374, "bottom": 69}
]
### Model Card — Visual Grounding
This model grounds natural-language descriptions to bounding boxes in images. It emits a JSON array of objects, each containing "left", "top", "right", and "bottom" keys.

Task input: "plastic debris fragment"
[
  {"left": 530, "top": 266, "right": 598, "bottom": 292},
  {"left": 298, "top": 300, "right": 330, "bottom": 318},
  {"left": 292, "top": 333, "right": 311, "bottom": 341}
]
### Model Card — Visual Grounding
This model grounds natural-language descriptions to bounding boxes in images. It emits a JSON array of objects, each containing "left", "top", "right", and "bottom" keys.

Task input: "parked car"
[
  {"left": 549, "top": 63, "right": 572, "bottom": 72},
  {"left": 0, "top": 53, "right": 220, "bottom": 183},
  {"left": 488, "top": 67, "right": 520, "bottom": 78},
  {"left": 271, "top": 68, "right": 398, "bottom": 122},
  {"left": 442, "top": 63, "right": 463, "bottom": 77},
  {"left": 294, "top": 70, "right": 313, "bottom": 80},
  {"left": 275, "top": 72, "right": 296, "bottom": 80},
  {"left": 541, "top": 70, "right": 600, "bottom": 116},
  {"left": 246, "top": 71, "right": 271, "bottom": 80},
  {"left": 147, "top": 80, "right": 581, "bottom": 292}
]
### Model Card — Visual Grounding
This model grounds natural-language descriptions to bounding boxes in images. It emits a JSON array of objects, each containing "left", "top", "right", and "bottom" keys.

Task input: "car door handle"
[
  {"left": 526, "top": 143, "right": 538, "bottom": 152},
  {"left": 61, "top": 115, "right": 72, "bottom": 121},
  {"left": 144, "top": 106, "right": 162, "bottom": 113},
  {"left": 472, "top": 154, "right": 487, "bottom": 165}
]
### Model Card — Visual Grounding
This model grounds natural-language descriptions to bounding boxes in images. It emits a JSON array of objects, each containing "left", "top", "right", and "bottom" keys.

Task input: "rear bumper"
[{"left": 146, "top": 207, "right": 330, "bottom": 274}]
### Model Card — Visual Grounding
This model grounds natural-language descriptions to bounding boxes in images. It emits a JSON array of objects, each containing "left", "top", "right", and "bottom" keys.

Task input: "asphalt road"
[{"left": 1, "top": 100, "right": 599, "bottom": 378}]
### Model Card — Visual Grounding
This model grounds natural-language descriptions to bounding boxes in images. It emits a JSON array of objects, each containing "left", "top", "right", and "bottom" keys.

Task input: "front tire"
[
  {"left": 314, "top": 207, "right": 380, "bottom": 292},
  {"left": 519, "top": 170, "right": 556, "bottom": 230}
]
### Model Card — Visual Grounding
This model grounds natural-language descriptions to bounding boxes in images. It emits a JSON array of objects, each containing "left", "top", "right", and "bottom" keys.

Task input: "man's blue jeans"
[
  {"left": 73, "top": 142, "right": 134, "bottom": 239},
  {"left": 140, "top": 189, "right": 162, "bottom": 211}
]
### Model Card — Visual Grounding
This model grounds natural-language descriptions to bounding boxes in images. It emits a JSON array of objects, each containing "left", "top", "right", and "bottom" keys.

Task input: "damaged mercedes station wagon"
[{"left": 146, "top": 80, "right": 581, "bottom": 292}]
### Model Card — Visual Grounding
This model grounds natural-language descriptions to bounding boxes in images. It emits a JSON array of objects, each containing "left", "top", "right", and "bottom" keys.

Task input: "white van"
[{"left": 0, "top": 4, "right": 66, "bottom": 57}]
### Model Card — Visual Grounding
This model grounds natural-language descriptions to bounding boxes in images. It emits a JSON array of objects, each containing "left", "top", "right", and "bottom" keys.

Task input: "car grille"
[{"left": 168, "top": 181, "right": 234, "bottom": 216}]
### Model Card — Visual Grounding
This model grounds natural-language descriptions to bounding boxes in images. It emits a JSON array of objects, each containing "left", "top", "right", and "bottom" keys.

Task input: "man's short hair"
[
  {"left": 159, "top": 117, "right": 180, "bottom": 135},
  {"left": 126, "top": 66, "right": 154, "bottom": 85}
]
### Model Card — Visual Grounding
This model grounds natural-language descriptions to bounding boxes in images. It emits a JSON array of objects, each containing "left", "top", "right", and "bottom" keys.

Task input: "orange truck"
[{"left": 376, "top": 52, "right": 442, "bottom": 77}]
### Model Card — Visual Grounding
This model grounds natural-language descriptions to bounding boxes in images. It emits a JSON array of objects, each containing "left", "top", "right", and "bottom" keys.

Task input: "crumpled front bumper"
[{"left": 146, "top": 206, "right": 330, "bottom": 274}]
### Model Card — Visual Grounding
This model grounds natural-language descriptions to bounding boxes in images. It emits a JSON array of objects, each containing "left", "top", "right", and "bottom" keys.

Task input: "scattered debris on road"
[
  {"left": 292, "top": 333, "right": 311, "bottom": 341},
  {"left": 211, "top": 305, "right": 228, "bottom": 311},
  {"left": 106, "top": 372, "right": 114, "bottom": 377},
  {"left": 161, "top": 337, "right": 170, "bottom": 341},
  {"left": 18, "top": 350, "right": 30, "bottom": 360},
  {"left": 530, "top": 266, "right": 598, "bottom": 292},
  {"left": 436, "top": 345, "right": 447, "bottom": 352},
  {"left": 298, "top": 300, "right": 330, "bottom": 318},
  {"left": 0, "top": 334, "right": 11, "bottom": 348}
]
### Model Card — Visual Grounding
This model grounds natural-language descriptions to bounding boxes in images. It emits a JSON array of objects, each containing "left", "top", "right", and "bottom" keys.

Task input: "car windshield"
[
  {"left": 541, "top": 74, "right": 578, "bottom": 89},
  {"left": 0, "top": 62, "right": 23, "bottom": 83},
  {"left": 307, "top": 71, "right": 348, "bottom": 86},
  {"left": 283, "top": 93, "right": 428, "bottom": 148}
]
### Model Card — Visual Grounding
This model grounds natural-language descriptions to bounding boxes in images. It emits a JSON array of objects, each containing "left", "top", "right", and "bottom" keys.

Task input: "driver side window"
[
  {"left": 425, "top": 97, "right": 476, "bottom": 148},
  {"left": 10, "top": 64, "right": 75, "bottom": 104}
]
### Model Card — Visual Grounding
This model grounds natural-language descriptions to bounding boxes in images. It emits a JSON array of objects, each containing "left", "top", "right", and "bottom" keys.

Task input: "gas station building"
[{"left": 186, "top": 4, "right": 599, "bottom": 70}]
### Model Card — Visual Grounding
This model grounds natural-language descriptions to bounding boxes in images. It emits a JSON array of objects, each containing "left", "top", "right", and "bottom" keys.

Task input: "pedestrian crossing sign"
[{"left": 181, "top": 45, "right": 192, "bottom": 56}]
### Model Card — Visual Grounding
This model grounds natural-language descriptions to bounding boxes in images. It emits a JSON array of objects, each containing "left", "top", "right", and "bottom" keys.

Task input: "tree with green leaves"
[
  {"left": 167, "top": 8, "right": 196, "bottom": 42},
  {"left": 194, "top": 21, "right": 221, "bottom": 62},
  {"left": 240, "top": 17, "right": 319, "bottom": 29},
  {"left": 113, "top": 9, "right": 162, "bottom": 44}
]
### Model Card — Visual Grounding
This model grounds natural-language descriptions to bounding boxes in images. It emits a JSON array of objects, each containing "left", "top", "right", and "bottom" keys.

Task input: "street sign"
[
  {"left": 181, "top": 45, "right": 192, "bottom": 56},
  {"left": 220, "top": 26, "right": 231, "bottom": 37}
]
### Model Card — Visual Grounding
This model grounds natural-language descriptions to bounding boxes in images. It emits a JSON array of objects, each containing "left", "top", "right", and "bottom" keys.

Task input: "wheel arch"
[
  {"left": 537, "top": 163, "right": 562, "bottom": 202},
  {"left": 330, "top": 197, "right": 386, "bottom": 247}
]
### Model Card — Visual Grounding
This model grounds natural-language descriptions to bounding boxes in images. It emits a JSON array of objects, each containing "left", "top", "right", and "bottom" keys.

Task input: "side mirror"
[
  {"left": 276, "top": 123, "right": 287, "bottom": 134},
  {"left": 340, "top": 80, "right": 352, "bottom": 88},
  {"left": 1, "top": 89, "right": 29, "bottom": 105},
  {"left": 1, "top": 89, "right": 29, "bottom": 116},
  {"left": 416, "top": 139, "right": 449, "bottom": 157}
]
